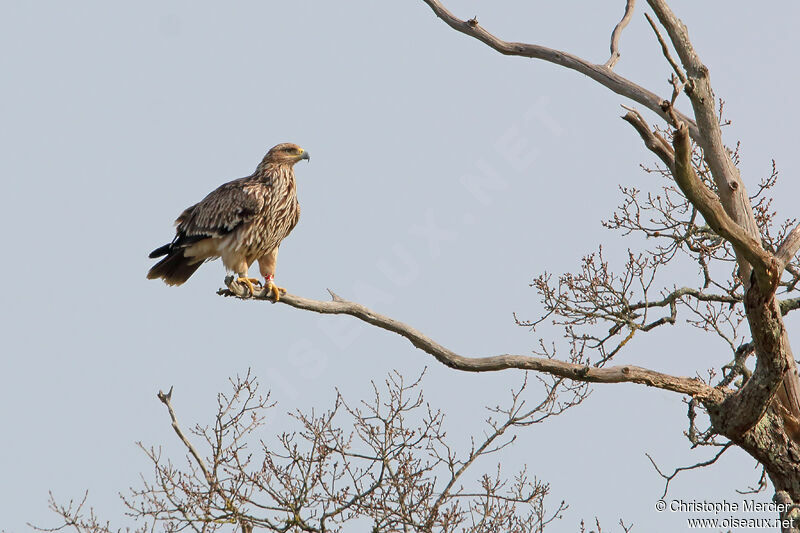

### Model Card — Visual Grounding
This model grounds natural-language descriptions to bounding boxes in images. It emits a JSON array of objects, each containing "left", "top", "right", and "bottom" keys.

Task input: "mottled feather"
[{"left": 176, "top": 179, "right": 266, "bottom": 239}]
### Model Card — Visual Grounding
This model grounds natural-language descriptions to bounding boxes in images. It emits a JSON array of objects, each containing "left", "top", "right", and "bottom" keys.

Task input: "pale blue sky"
[{"left": 2, "top": 1, "right": 799, "bottom": 531}]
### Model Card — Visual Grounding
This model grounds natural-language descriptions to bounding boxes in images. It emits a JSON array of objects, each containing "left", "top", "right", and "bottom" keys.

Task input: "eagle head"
[{"left": 263, "top": 143, "right": 310, "bottom": 166}]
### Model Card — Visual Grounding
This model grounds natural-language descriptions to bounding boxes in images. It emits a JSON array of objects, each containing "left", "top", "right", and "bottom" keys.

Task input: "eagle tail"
[
  {"left": 148, "top": 243, "right": 172, "bottom": 259},
  {"left": 147, "top": 249, "right": 203, "bottom": 286}
]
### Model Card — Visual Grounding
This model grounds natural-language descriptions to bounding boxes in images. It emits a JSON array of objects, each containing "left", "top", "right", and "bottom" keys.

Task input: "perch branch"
[{"left": 218, "top": 287, "right": 723, "bottom": 404}]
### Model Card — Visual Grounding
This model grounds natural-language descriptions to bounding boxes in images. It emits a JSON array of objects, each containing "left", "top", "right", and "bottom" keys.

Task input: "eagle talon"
[
  {"left": 266, "top": 281, "right": 287, "bottom": 301},
  {"left": 236, "top": 277, "right": 262, "bottom": 297}
]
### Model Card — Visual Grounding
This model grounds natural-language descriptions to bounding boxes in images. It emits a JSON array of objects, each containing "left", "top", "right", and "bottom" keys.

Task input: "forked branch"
[
  {"left": 620, "top": 107, "right": 674, "bottom": 169},
  {"left": 671, "top": 121, "right": 778, "bottom": 290},
  {"left": 646, "top": 443, "right": 732, "bottom": 499},
  {"left": 645, "top": 0, "right": 764, "bottom": 285},
  {"left": 420, "top": 0, "right": 699, "bottom": 137},
  {"left": 621, "top": 107, "right": 779, "bottom": 291}
]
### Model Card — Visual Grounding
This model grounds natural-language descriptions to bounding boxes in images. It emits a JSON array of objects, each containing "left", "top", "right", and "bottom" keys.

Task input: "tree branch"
[
  {"left": 621, "top": 106, "right": 674, "bottom": 169},
  {"left": 645, "top": 0, "right": 762, "bottom": 283},
  {"left": 629, "top": 286, "right": 740, "bottom": 312},
  {"left": 420, "top": 0, "right": 699, "bottom": 137},
  {"left": 720, "top": 280, "right": 794, "bottom": 437},
  {"left": 643, "top": 12, "right": 686, "bottom": 84},
  {"left": 782, "top": 297, "right": 800, "bottom": 316},
  {"left": 776, "top": 223, "right": 800, "bottom": 271},
  {"left": 644, "top": 2, "right": 800, "bottom": 429},
  {"left": 421, "top": 0, "right": 800, "bottom": 431},
  {"left": 623, "top": 104, "right": 776, "bottom": 290},
  {"left": 622, "top": 86, "right": 800, "bottom": 430},
  {"left": 646, "top": 443, "right": 732, "bottom": 499},
  {"left": 218, "top": 286, "right": 723, "bottom": 404},
  {"left": 604, "top": 0, "right": 636, "bottom": 69},
  {"left": 621, "top": 106, "right": 779, "bottom": 292},
  {"left": 157, "top": 387, "right": 213, "bottom": 485},
  {"left": 671, "top": 121, "right": 778, "bottom": 290}
]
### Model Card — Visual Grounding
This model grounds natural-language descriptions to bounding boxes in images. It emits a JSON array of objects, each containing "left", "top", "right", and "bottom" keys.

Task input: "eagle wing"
[{"left": 175, "top": 177, "right": 266, "bottom": 241}]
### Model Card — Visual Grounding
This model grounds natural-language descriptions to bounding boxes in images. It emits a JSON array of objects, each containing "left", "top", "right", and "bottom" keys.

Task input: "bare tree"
[
  {"left": 211, "top": 0, "right": 799, "bottom": 528},
  {"left": 35, "top": 370, "right": 580, "bottom": 532},
  {"left": 39, "top": 1, "right": 800, "bottom": 531}
]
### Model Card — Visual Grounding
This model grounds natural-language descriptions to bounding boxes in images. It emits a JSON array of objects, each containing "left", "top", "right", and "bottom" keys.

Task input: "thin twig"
[
  {"left": 646, "top": 443, "right": 732, "bottom": 498},
  {"left": 736, "top": 467, "right": 768, "bottom": 495},
  {"left": 644, "top": 12, "right": 686, "bottom": 83}
]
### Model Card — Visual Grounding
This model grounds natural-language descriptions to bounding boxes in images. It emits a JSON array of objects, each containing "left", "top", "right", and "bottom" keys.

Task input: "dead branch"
[
  {"left": 645, "top": 1, "right": 800, "bottom": 426},
  {"left": 217, "top": 285, "right": 723, "bottom": 404},
  {"left": 623, "top": 105, "right": 776, "bottom": 288},
  {"left": 618, "top": 108, "right": 800, "bottom": 437},
  {"left": 777, "top": 223, "right": 800, "bottom": 271},
  {"left": 671, "top": 121, "right": 777, "bottom": 289},
  {"left": 604, "top": 0, "right": 636, "bottom": 69},
  {"left": 636, "top": 287, "right": 739, "bottom": 310},
  {"left": 420, "top": 0, "right": 699, "bottom": 137},
  {"left": 620, "top": 107, "right": 674, "bottom": 169},
  {"left": 157, "top": 387, "right": 213, "bottom": 485},
  {"left": 718, "top": 342, "right": 755, "bottom": 389},
  {"left": 645, "top": 0, "right": 762, "bottom": 281},
  {"left": 643, "top": 12, "right": 686, "bottom": 83},
  {"left": 422, "top": 0, "right": 800, "bottom": 437}
]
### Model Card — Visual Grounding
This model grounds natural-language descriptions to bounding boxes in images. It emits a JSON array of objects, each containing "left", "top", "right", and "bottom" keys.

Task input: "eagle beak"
[{"left": 300, "top": 151, "right": 310, "bottom": 162}]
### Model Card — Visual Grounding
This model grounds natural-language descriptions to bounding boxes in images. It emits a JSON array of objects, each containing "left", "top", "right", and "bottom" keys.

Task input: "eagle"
[{"left": 147, "top": 142, "right": 309, "bottom": 300}]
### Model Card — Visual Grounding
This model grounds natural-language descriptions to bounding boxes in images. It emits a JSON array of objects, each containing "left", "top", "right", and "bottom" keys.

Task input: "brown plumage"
[{"left": 147, "top": 142, "right": 309, "bottom": 299}]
